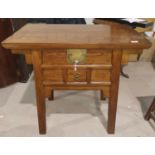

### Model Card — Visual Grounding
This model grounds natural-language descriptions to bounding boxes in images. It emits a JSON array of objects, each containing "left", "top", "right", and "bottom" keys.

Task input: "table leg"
[
  {"left": 32, "top": 50, "right": 46, "bottom": 134},
  {"left": 100, "top": 90, "right": 106, "bottom": 100},
  {"left": 108, "top": 49, "right": 122, "bottom": 133},
  {"left": 48, "top": 90, "right": 54, "bottom": 101}
]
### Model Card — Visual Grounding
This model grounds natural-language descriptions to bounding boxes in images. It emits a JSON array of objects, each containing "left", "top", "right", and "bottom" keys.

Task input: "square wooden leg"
[
  {"left": 100, "top": 90, "right": 105, "bottom": 100},
  {"left": 107, "top": 50, "right": 122, "bottom": 134},
  {"left": 48, "top": 90, "right": 54, "bottom": 101},
  {"left": 32, "top": 50, "right": 46, "bottom": 134},
  {"left": 37, "top": 99, "right": 46, "bottom": 134}
]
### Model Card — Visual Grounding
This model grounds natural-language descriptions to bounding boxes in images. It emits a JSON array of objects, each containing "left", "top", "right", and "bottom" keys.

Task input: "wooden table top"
[{"left": 2, "top": 23, "right": 151, "bottom": 50}]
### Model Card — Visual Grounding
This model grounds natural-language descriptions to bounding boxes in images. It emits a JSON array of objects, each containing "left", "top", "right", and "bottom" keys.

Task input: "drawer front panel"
[
  {"left": 91, "top": 69, "right": 110, "bottom": 82},
  {"left": 43, "top": 69, "right": 63, "bottom": 82},
  {"left": 43, "top": 69, "right": 86, "bottom": 82},
  {"left": 86, "top": 49, "right": 112, "bottom": 64},
  {"left": 67, "top": 69, "right": 86, "bottom": 82},
  {"left": 43, "top": 49, "right": 67, "bottom": 65},
  {"left": 43, "top": 49, "right": 112, "bottom": 65},
  {"left": 43, "top": 69, "right": 111, "bottom": 83}
]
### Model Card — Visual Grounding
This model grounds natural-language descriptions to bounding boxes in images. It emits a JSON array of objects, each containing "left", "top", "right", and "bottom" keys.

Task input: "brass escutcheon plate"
[{"left": 67, "top": 49, "right": 87, "bottom": 64}]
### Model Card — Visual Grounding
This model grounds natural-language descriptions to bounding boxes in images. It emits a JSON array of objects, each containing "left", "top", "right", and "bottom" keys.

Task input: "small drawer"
[
  {"left": 43, "top": 69, "right": 86, "bottom": 83},
  {"left": 67, "top": 69, "right": 86, "bottom": 82},
  {"left": 43, "top": 69, "right": 63, "bottom": 82},
  {"left": 43, "top": 68, "right": 111, "bottom": 83},
  {"left": 91, "top": 69, "right": 111, "bottom": 82}
]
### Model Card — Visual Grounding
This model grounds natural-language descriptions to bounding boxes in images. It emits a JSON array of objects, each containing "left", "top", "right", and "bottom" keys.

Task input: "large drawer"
[{"left": 42, "top": 49, "right": 112, "bottom": 65}]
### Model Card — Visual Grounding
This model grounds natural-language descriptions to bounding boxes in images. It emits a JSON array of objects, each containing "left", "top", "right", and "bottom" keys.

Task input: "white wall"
[{"left": 85, "top": 18, "right": 94, "bottom": 24}]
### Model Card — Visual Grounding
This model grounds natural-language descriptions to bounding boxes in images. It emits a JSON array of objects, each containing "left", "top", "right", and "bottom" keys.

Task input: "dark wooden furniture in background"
[
  {"left": 0, "top": 18, "right": 33, "bottom": 87},
  {"left": 0, "top": 19, "right": 18, "bottom": 87},
  {"left": 11, "top": 18, "right": 32, "bottom": 82},
  {"left": 145, "top": 97, "right": 155, "bottom": 122},
  {"left": 2, "top": 24, "right": 151, "bottom": 134}
]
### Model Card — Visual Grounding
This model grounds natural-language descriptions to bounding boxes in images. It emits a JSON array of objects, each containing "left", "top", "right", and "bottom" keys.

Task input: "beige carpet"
[{"left": 0, "top": 62, "right": 155, "bottom": 136}]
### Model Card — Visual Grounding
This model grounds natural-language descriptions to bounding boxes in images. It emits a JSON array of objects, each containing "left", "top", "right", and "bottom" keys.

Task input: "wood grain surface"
[{"left": 2, "top": 24, "right": 151, "bottom": 49}]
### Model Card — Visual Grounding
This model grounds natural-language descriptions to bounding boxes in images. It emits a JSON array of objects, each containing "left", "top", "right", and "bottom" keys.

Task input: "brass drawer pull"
[
  {"left": 74, "top": 72, "right": 80, "bottom": 81},
  {"left": 67, "top": 49, "right": 87, "bottom": 65}
]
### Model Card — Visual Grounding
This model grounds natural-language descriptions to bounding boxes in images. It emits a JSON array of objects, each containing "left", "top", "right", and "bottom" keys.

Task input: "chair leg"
[
  {"left": 48, "top": 90, "right": 54, "bottom": 101},
  {"left": 145, "top": 97, "right": 155, "bottom": 120},
  {"left": 121, "top": 66, "right": 129, "bottom": 78}
]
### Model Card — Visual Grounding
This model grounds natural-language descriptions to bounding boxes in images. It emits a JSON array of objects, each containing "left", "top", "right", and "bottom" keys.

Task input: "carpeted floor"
[{"left": 0, "top": 62, "right": 155, "bottom": 136}]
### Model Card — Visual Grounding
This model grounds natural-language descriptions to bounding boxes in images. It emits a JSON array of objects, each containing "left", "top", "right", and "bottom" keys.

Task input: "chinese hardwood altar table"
[{"left": 2, "top": 24, "right": 151, "bottom": 134}]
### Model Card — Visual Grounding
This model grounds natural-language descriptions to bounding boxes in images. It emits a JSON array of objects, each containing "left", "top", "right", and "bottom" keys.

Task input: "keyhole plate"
[{"left": 67, "top": 49, "right": 87, "bottom": 64}]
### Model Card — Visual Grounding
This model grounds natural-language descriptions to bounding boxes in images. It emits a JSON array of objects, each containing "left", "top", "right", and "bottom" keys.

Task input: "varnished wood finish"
[
  {"left": 2, "top": 24, "right": 151, "bottom": 134},
  {"left": 2, "top": 24, "right": 151, "bottom": 49},
  {"left": 93, "top": 19, "right": 147, "bottom": 65},
  {"left": 108, "top": 50, "right": 122, "bottom": 133},
  {"left": 44, "top": 85, "right": 110, "bottom": 96},
  {"left": 32, "top": 50, "right": 46, "bottom": 134},
  {"left": 100, "top": 90, "right": 105, "bottom": 100},
  {"left": 43, "top": 49, "right": 112, "bottom": 65},
  {"left": 48, "top": 89, "right": 54, "bottom": 101}
]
